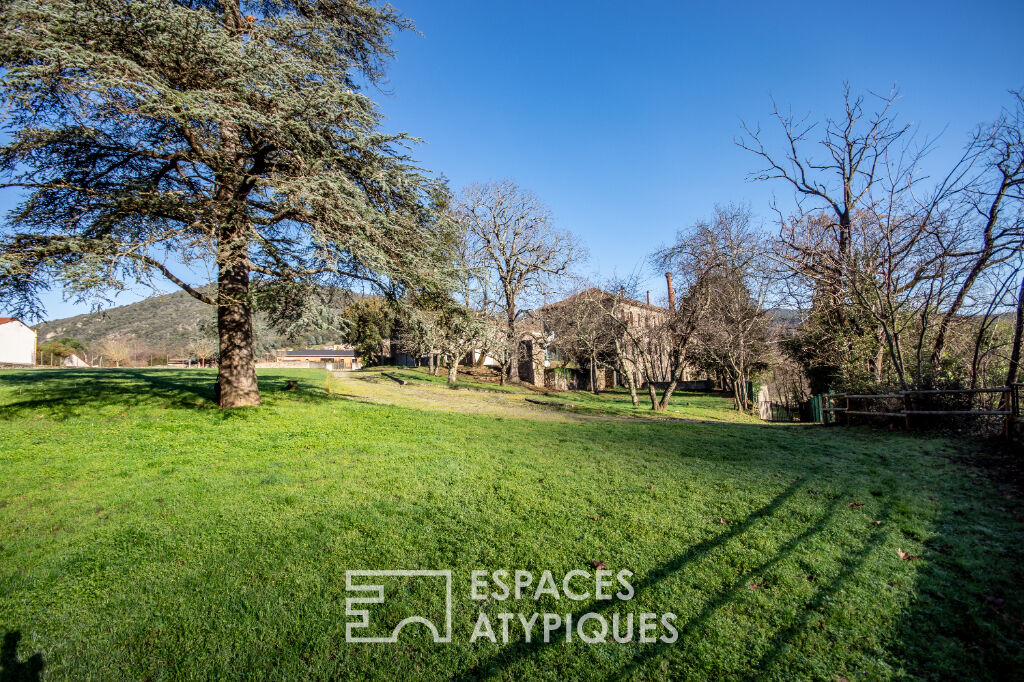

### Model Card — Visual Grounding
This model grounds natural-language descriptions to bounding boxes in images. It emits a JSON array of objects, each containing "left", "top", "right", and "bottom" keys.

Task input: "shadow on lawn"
[
  {"left": 459, "top": 479, "right": 824, "bottom": 680},
  {"left": 0, "top": 369, "right": 215, "bottom": 419},
  {"left": 0, "top": 369, "right": 333, "bottom": 419},
  {"left": 0, "top": 631, "right": 43, "bottom": 682},
  {"left": 887, "top": 481, "right": 1024, "bottom": 679},
  {"left": 611, "top": 498, "right": 890, "bottom": 681}
]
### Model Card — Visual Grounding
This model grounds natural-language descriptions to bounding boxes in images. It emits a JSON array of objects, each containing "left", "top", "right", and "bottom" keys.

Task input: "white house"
[{"left": 0, "top": 317, "right": 37, "bottom": 366}]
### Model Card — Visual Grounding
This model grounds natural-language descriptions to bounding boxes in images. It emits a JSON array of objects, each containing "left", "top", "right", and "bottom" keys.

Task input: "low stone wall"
[
  {"left": 643, "top": 379, "right": 715, "bottom": 392},
  {"left": 255, "top": 361, "right": 327, "bottom": 369}
]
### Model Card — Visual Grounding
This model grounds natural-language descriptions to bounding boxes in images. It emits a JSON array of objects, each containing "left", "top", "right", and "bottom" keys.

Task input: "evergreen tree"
[{"left": 0, "top": 0, "right": 453, "bottom": 406}]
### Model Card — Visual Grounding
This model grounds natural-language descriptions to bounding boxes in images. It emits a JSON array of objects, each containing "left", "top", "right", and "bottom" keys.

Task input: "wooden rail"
[
  {"left": 902, "top": 387, "right": 1010, "bottom": 395},
  {"left": 820, "top": 385, "right": 1021, "bottom": 433}
]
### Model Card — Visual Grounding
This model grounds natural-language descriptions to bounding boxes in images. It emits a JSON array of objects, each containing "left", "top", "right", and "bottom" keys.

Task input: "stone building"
[{"left": 517, "top": 287, "right": 683, "bottom": 390}]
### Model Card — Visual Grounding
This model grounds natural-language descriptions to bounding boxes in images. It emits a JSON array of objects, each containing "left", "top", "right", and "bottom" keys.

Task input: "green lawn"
[{"left": 1, "top": 369, "right": 1022, "bottom": 680}]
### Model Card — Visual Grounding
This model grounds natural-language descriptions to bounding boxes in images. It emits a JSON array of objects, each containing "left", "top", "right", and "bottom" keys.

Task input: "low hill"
[
  {"left": 36, "top": 287, "right": 362, "bottom": 354},
  {"left": 37, "top": 289, "right": 216, "bottom": 352}
]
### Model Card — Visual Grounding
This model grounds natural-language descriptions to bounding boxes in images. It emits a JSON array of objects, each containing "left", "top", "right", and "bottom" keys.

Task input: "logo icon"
[{"left": 345, "top": 570, "right": 453, "bottom": 643}]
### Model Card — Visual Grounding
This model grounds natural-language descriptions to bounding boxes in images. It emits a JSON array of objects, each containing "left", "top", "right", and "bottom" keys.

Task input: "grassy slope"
[{"left": 0, "top": 369, "right": 1021, "bottom": 681}]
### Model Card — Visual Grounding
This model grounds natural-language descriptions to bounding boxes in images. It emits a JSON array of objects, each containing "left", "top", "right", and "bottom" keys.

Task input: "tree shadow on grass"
[
  {"left": 0, "top": 369, "right": 215, "bottom": 420},
  {"left": 456, "top": 479, "right": 806, "bottom": 680},
  {"left": 886, "top": 478, "right": 1024, "bottom": 680},
  {"left": 608, "top": 497, "right": 868, "bottom": 680},
  {"left": 0, "top": 631, "right": 43, "bottom": 682},
  {"left": 0, "top": 369, "right": 338, "bottom": 420},
  {"left": 459, "top": 487, "right": 896, "bottom": 681}
]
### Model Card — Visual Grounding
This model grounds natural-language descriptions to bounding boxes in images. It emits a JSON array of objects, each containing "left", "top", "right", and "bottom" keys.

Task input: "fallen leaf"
[
  {"left": 982, "top": 594, "right": 1006, "bottom": 607},
  {"left": 872, "top": 520, "right": 883, "bottom": 525},
  {"left": 646, "top": 484, "right": 654, "bottom": 489},
  {"left": 720, "top": 518, "right": 729, "bottom": 525},
  {"left": 590, "top": 516, "right": 602, "bottom": 521},
  {"left": 748, "top": 583, "right": 758, "bottom": 590},
  {"left": 897, "top": 548, "right": 921, "bottom": 561},
  {"left": 592, "top": 560, "right": 606, "bottom": 570},
  {"left": 848, "top": 502, "right": 864, "bottom": 509}
]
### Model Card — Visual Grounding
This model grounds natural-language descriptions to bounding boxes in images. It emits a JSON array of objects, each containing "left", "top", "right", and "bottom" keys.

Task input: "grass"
[
  {"left": 355, "top": 366, "right": 761, "bottom": 424},
  {"left": 1, "top": 368, "right": 1022, "bottom": 680}
]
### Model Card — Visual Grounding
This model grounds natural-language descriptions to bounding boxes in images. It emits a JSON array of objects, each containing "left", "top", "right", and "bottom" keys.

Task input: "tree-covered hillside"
[{"left": 36, "top": 287, "right": 363, "bottom": 356}]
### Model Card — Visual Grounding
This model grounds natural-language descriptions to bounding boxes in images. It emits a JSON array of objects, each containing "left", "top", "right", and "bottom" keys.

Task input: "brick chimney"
[
  {"left": 646, "top": 290, "right": 651, "bottom": 305},
  {"left": 665, "top": 272, "right": 676, "bottom": 311}
]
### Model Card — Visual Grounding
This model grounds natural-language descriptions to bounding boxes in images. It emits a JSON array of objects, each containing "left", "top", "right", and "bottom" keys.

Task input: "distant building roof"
[
  {"left": 0, "top": 317, "right": 33, "bottom": 329},
  {"left": 281, "top": 349, "right": 355, "bottom": 358}
]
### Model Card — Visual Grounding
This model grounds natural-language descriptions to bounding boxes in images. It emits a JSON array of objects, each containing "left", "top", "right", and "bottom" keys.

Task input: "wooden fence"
[{"left": 818, "top": 384, "right": 1022, "bottom": 437}]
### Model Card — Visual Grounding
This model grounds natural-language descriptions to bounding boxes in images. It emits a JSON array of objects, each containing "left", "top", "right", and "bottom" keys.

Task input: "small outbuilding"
[
  {"left": 276, "top": 347, "right": 360, "bottom": 370},
  {"left": 62, "top": 353, "right": 91, "bottom": 368},
  {"left": 0, "top": 317, "right": 37, "bottom": 366}
]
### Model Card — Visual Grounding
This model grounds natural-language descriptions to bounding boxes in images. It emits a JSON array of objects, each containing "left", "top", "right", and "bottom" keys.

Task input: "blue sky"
[{"left": 10, "top": 0, "right": 1024, "bottom": 319}]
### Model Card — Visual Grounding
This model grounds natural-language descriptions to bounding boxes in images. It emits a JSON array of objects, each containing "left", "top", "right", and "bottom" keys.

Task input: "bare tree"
[
  {"left": 647, "top": 206, "right": 763, "bottom": 411},
  {"left": 98, "top": 335, "right": 133, "bottom": 368},
  {"left": 742, "top": 85, "right": 1024, "bottom": 392},
  {"left": 599, "top": 279, "right": 672, "bottom": 407},
  {"left": 930, "top": 92, "right": 1024, "bottom": 368},
  {"left": 434, "top": 307, "right": 489, "bottom": 387},
  {"left": 188, "top": 337, "right": 217, "bottom": 368},
  {"left": 457, "top": 180, "right": 584, "bottom": 383},
  {"left": 694, "top": 272, "right": 772, "bottom": 410},
  {"left": 541, "top": 286, "right": 617, "bottom": 394},
  {"left": 665, "top": 205, "right": 770, "bottom": 410},
  {"left": 738, "top": 85, "right": 915, "bottom": 267}
]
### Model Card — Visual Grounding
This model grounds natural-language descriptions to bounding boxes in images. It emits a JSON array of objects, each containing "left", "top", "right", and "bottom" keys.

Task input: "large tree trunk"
[
  {"left": 506, "top": 315, "right": 520, "bottom": 383},
  {"left": 507, "top": 342, "right": 520, "bottom": 382},
  {"left": 216, "top": 224, "right": 261, "bottom": 408},
  {"left": 447, "top": 360, "right": 459, "bottom": 387}
]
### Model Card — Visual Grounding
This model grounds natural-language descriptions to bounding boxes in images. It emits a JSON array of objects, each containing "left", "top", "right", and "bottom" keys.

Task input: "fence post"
[
  {"left": 902, "top": 391, "right": 910, "bottom": 431},
  {"left": 1007, "top": 384, "right": 1019, "bottom": 441}
]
